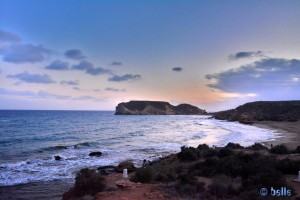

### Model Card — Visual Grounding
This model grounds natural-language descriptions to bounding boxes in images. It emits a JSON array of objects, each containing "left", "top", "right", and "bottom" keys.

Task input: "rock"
[
  {"left": 97, "top": 165, "right": 116, "bottom": 175},
  {"left": 115, "top": 101, "right": 207, "bottom": 115},
  {"left": 54, "top": 155, "right": 62, "bottom": 161},
  {"left": 89, "top": 152, "right": 102, "bottom": 157},
  {"left": 116, "top": 161, "right": 136, "bottom": 173},
  {"left": 213, "top": 101, "right": 300, "bottom": 123}
]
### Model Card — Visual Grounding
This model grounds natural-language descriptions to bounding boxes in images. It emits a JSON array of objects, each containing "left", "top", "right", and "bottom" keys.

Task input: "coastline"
[{"left": 253, "top": 121, "right": 300, "bottom": 149}]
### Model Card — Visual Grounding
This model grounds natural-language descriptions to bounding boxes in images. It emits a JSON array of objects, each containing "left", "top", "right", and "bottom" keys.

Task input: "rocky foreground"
[
  {"left": 213, "top": 101, "right": 300, "bottom": 124},
  {"left": 115, "top": 101, "right": 207, "bottom": 115},
  {"left": 63, "top": 143, "right": 300, "bottom": 200}
]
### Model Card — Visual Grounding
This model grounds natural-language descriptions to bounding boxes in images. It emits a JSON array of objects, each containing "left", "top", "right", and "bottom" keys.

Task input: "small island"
[{"left": 115, "top": 100, "right": 207, "bottom": 115}]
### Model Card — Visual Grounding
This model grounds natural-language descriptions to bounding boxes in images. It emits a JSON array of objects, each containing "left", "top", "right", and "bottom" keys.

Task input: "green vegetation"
[
  {"left": 246, "top": 142, "right": 268, "bottom": 151},
  {"left": 65, "top": 143, "right": 300, "bottom": 199},
  {"left": 132, "top": 143, "right": 299, "bottom": 199},
  {"left": 225, "top": 142, "right": 244, "bottom": 149},
  {"left": 130, "top": 166, "right": 154, "bottom": 183},
  {"left": 270, "top": 144, "right": 290, "bottom": 154},
  {"left": 63, "top": 168, "right": 106, "bottom": 199}
]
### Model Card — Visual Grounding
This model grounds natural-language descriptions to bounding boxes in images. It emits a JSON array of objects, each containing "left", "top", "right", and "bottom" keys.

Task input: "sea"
[{"left": 0, "top": 110, "right": 281, "bottom": 199}]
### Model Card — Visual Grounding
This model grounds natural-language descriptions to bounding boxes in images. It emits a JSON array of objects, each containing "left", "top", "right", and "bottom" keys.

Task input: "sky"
[{"left": 0, "top": 0, "right": 300, "bottom": 111}]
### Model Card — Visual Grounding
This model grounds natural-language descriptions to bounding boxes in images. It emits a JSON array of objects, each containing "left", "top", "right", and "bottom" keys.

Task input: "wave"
[{"left": 38, "top": 142, "right": 97, "bottom": 153}]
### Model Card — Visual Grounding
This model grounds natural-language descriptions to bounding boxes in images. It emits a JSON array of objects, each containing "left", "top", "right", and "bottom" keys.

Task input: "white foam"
[{"left": 0, "top": 116, "right": 281, "bottom": 186}]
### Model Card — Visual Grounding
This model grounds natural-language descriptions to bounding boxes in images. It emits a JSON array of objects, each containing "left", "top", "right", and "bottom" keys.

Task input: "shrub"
[
  {"left": 155, "top": 165, "right": 177, "bottom": 182},
  {"left": 74, "top": 168, "right": 106, "bottom": 196},
  {"left": 197, "top": 144, "right": 210, "bottom": 151},
  {"left": 208, "top": 176, "right": 233, "bottom": 198},
  {"left": 270, "top": 144, "right": 290, "bottom": 154},
  {"left": 247, "top": 143, "right": 268, "bottom": 151},
  {"left": 217, "top": 148, "right": 233, "bottom": 158},
  {"left": 294, "top": 146, "right": 300, "bottom": 154},
  {"left": 225, "top": 142, "right": 244, "bottom": 149},
  {"left": 191, "top": 158, "right": 219, "bottom": 177},
  {"left": 203, "top": 148, "right": 217, "bottom": 158},
  {"left": 276, "top": 158, "right": 300, "bottom": 174},
  {"left": 177, "top": 146, "right": 198, "bottom": 161},
  {"left": 175, "top": 181, "right": 205, "bottom": 197},
  {"left": 176, "top": 173, "right": 205, "bottom": 197},
  {"left": 131, "top": 167, "right": 154, "bottom": 183}
]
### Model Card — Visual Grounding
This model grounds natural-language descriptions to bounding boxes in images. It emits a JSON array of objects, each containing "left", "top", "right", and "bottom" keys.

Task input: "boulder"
[
  {"left": 97, "top": 165, "right": 117, "bottom": 175},
  {"left": 116, "top": 161, "right": 136, "bottom": 173},
  {"left": 54, "top": 155, "right": 62, "bottom": 161},
  {"left": 89, "top": 152, "right": 102, "bottom": 157}
]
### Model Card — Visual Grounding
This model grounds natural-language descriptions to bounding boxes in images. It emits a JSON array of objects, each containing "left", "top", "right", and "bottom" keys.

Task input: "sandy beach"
[{"left": 254, "top": 121, "right": 300, "bottom": 149}]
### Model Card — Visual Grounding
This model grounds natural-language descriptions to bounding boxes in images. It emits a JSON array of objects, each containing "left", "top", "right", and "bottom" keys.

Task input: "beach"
[
  {"left": 1, "top": 111, "right": 299, "bottom": 199},
  {"left": 254, "top": 121, "right": 300, "bottom": 149}
]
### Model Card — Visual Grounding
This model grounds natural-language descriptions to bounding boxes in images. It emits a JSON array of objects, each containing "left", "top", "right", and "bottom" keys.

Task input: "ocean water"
[{"left": 0, "top": 110, "right": 281, "bottom": 186}]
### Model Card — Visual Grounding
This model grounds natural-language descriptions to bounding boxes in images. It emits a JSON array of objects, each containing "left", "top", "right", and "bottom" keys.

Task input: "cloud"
[
  {"left": 105, "top": 87, "right": 126, "bottom": 92},
  {"left": 206, "top": 58, "right": 300, "bottom": 98},
  {"left": 72, "top": 60, "right": 112, "bottom": 75},
  {"left": 72, "top": 60, "right": 93, "bottom": 70},
  {"left": 0, "top": 88, "right": 106, "bottom": 102},
  {"left": 172, "top": 67, "right": 183, "bottom": 72},
  {"left": 64, "top": 49, "right": 86, "bottom": 60},
  {"left": 73, "top": 87, "right": 80, "bottom": 90},
  {"left": 45, "top": 60, "right": 69, "bottom": 70},
  {"left": 108, "top": 74, "right": 141, "bottom": 82},
  {"left": 36, "top": 91, "right": 70, "bottom": 99},
  {"left": 73, "top": 95, "right": 105, "bottom": 102},
  {"left": 110, "top": 61, "right": 122, "bottom": 66},
  {"left": 60, "top": 80, "right": 79, "bottom": 85},
  {"left": 0, "top": 88, "right": 70, "bottom": 99},
  {"left": 86, "top": 67, "right": 112, "bottom": 75},
  {"left": 7, "top": 71, "right": 55, "bottom": 84},
  {"left": 0, "top": 29, "right": 21, "bottom": 43},
  {"left": 0, "top": 88, "right": 35, "bottom": 96},
  {"left": 2, "top": 44, "right": 52, "bottom": 63},
  {"left": 228, "top": 51, "right": 265, "bottom": 60}
]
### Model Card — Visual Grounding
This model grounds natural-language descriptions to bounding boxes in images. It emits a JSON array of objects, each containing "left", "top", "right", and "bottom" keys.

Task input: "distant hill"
[
  {"left": 115, "top": 101, "right": 207, "bottom": 115},
  {"left": 213, "top": 101, "right": 300, "bottom": 124}
]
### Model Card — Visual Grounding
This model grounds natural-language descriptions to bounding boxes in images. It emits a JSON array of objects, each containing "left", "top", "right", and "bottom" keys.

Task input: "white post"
[{"left": 123, "top": 169, "right": 128, "bottom": 179}]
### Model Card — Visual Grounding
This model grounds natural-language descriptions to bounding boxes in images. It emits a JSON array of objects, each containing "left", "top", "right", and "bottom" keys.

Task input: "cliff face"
[
  {"left": 115, "top": 101, "right": 207, "bottom": 115},
  {"left": 213, "top": 101, "right": 300, "bottom": 123}
]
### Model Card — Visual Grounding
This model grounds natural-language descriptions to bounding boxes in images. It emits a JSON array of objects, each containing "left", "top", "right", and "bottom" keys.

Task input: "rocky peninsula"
[
  {"left": 115, "top": 101, "right": 207, "bottom": 115},
  {"left": 213, "top": 101, "right": 300, "bottom": 124}
]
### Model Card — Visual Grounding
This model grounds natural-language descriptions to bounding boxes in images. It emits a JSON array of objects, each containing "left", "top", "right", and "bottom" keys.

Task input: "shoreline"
[
  {"left": 253, "top": 121, "right": 300, "bottom": 149},
  {"left": 0, "top": 180, "right": 73, "bottom": 200}
]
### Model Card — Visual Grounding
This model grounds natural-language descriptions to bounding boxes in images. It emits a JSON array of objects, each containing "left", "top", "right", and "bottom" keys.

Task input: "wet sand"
[{"left": 253, "top": 121, "right": 300, "bottom": 149}]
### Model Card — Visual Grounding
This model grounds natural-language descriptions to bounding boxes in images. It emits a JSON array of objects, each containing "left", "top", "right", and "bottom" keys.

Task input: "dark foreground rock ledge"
[
  {"left": 213, "top": 100, "right": 300, "bottom": 124},
  {"left": 115, "top": 101, "right": 207, "bottom": 115}
]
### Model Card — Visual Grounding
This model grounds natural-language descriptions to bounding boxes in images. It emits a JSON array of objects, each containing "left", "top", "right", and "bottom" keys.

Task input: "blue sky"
[{"left": 0, "top": 0, "right": 300, "bottom": 111}]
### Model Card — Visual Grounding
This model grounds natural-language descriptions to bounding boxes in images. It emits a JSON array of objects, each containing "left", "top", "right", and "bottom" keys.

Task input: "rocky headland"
[
  {"left": 115, "top": 101, "right": 207, "bottom": 115},
  {"left": 213, "top": 101, "right": 300, "bottom": 124}
]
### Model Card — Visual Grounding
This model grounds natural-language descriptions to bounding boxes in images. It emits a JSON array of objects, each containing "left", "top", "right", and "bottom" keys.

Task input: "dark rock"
[
  {"left": 89, "top": 152, "right": 102, "bottom": 157},
  {"left": 115, "top": 101, "right": 207, "bottom": 115},
  {"left": 116, "top": 161, "right": 136, "bottom": 173},
  {"left": 54, "top": 155, "right": 62, "bottom": 161},
  {"left": 97, "top": 165, "right": 116, "bottom": 175}
]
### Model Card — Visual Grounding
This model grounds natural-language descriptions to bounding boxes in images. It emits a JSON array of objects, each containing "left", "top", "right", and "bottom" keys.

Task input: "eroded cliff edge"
[{"left": 115, "top": 101, "right": 207, "bottom": 115}]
